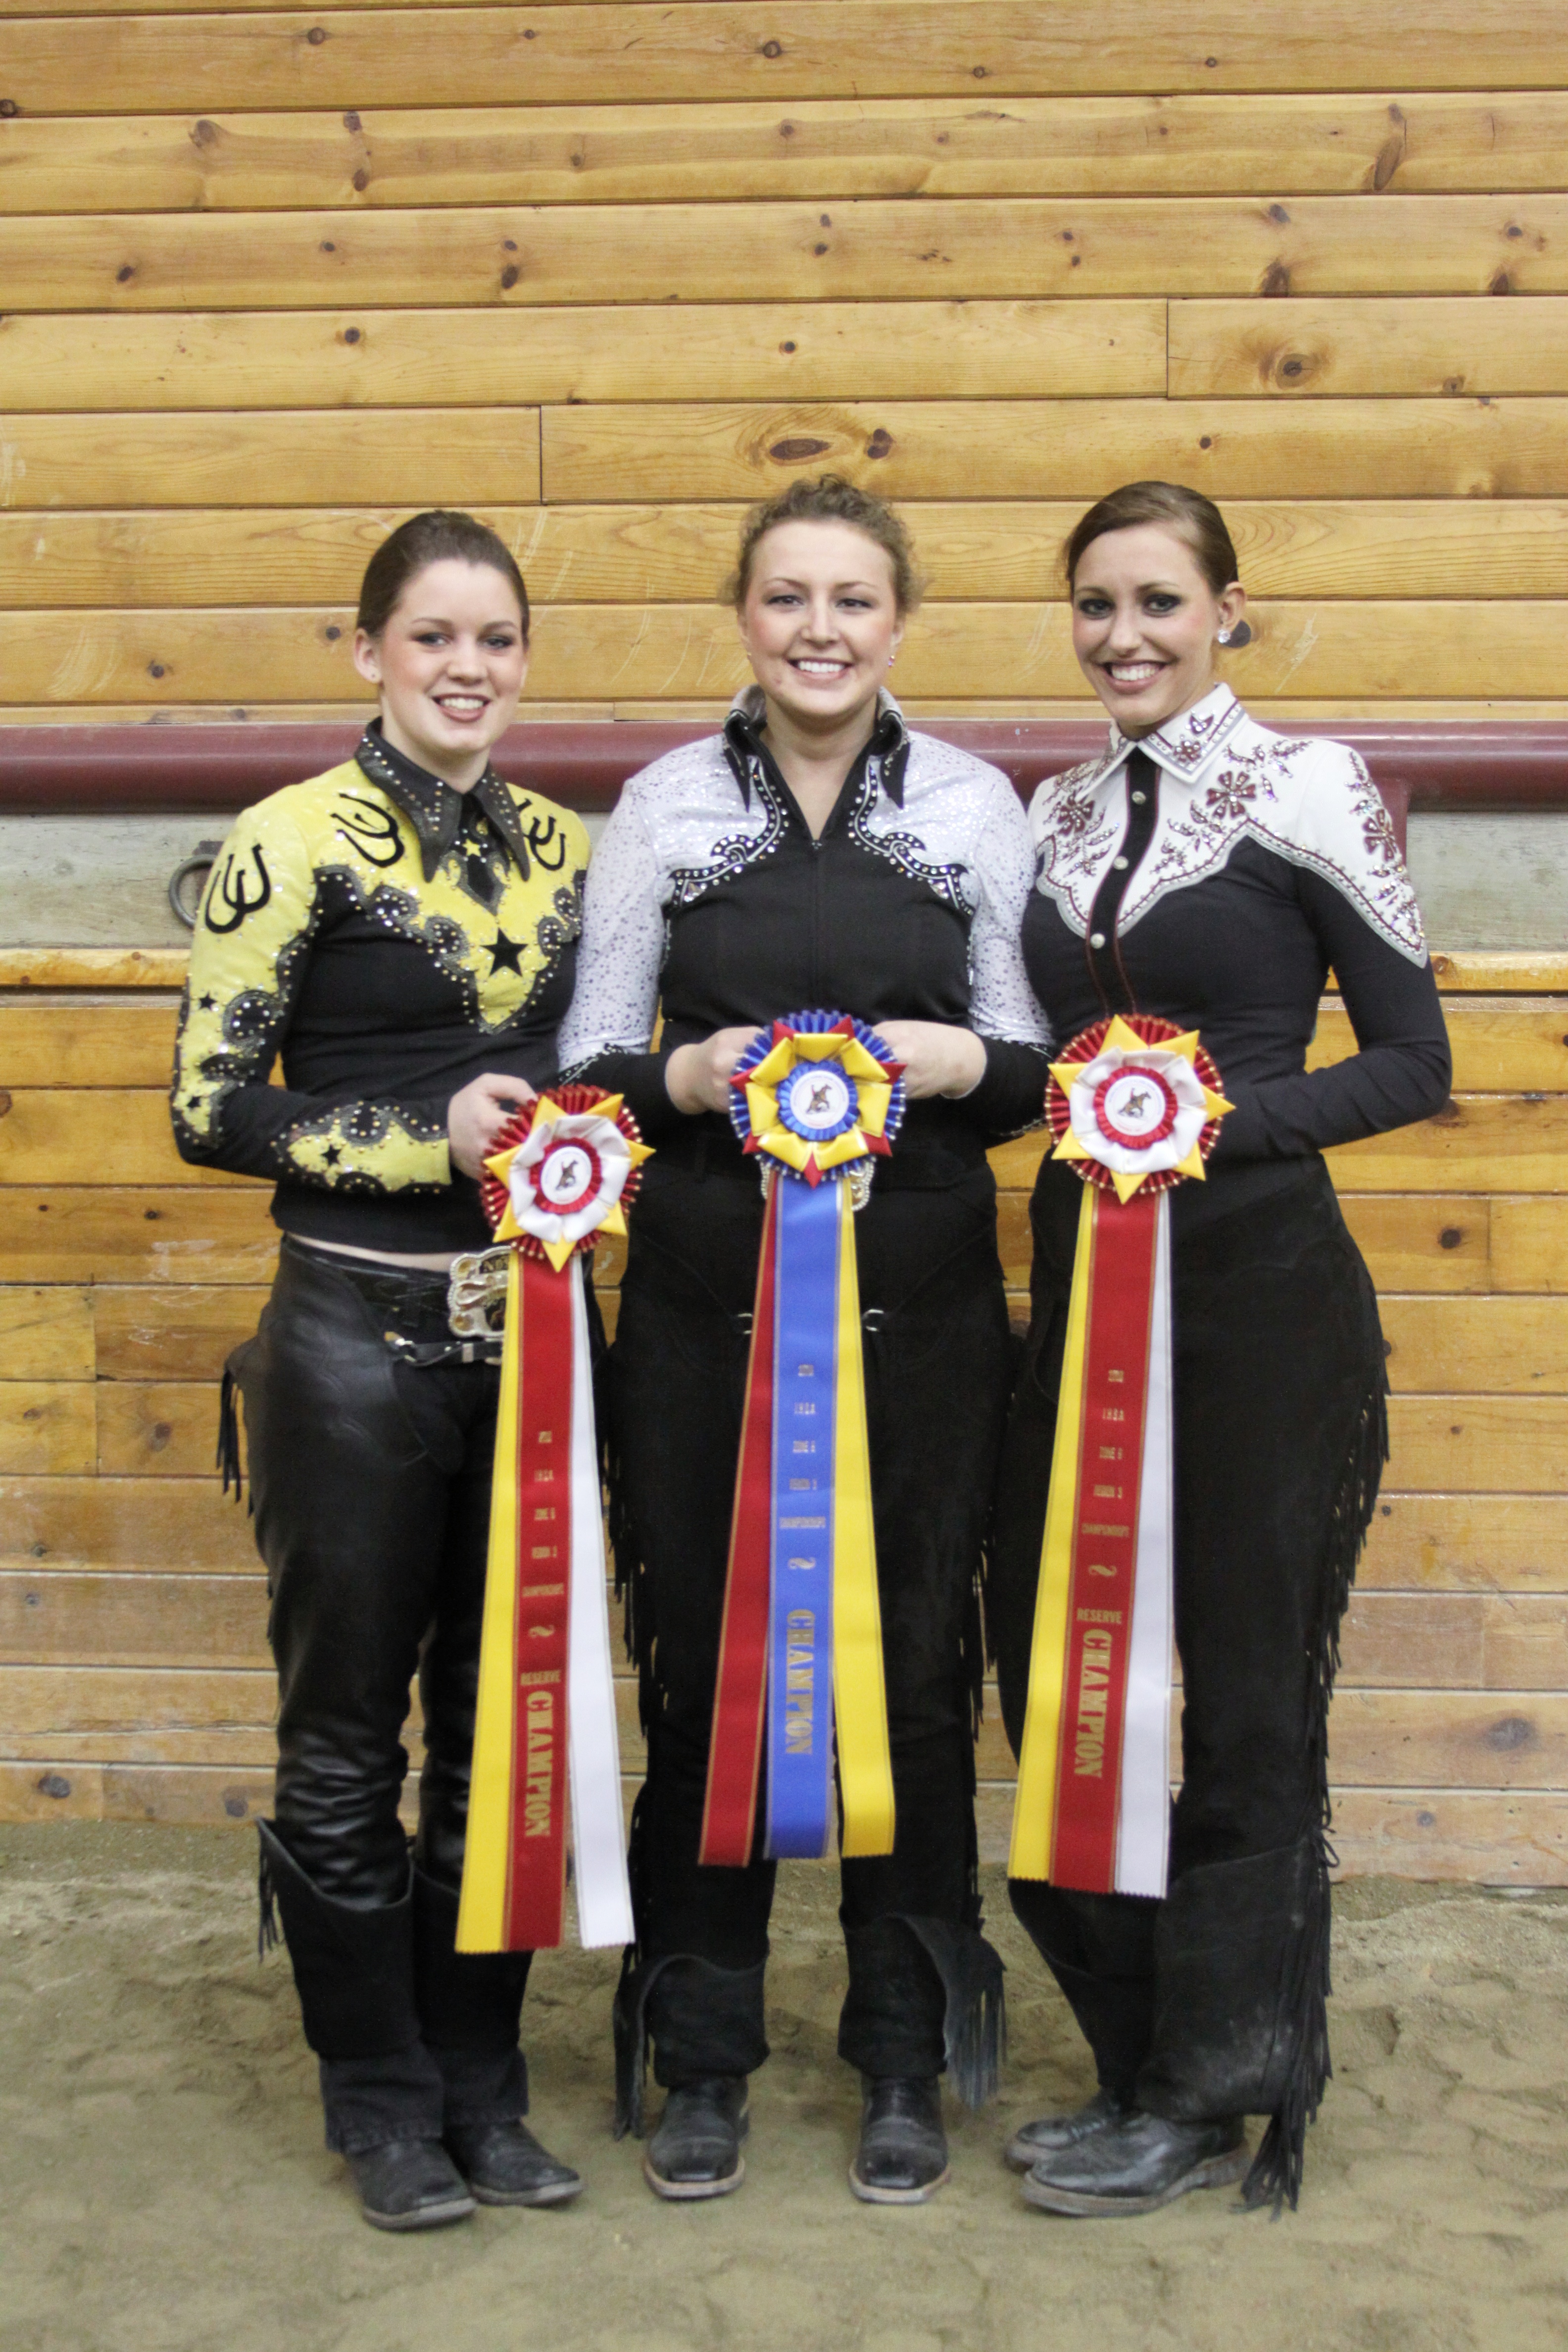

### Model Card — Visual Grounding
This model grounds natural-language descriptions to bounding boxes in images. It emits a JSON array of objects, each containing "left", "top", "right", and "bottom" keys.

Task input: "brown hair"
[
  {"left": 356, "top": 510, "right": 530, "bottom": 641},
  {"left": 723, "top": 474, "right": 925, "bottom": 615},
  {"left": 1063, "top": 481, "right": 1240, "bottom": 596}
]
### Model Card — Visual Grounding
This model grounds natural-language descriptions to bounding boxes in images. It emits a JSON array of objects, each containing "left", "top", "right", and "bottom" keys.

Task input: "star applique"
[
  {"left": 486, "top": 927, "right": 527, "bottom": 975},
  {"left": 197, "top": 993, "right": 216, "bottom": 1012},
  {"left": 323, "top": 1144, "right": 342, "bottom": 1166}
]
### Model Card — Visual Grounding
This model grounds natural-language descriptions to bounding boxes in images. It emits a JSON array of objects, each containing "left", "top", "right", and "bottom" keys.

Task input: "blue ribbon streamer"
[{"left": 765, "top": 1176, "right": 840, "bottom": 1859}]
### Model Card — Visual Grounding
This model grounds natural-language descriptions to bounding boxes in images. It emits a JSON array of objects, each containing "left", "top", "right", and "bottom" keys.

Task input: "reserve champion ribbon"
[
  {"left": 1009, "top": 1016, "right": 1231, "bottom": 1900},
  {"left": 699, "top": 1012, "right": 906, "bottom": 1866},
  {"left": 457, "top": 1087, "right": 651, "bottom": 1954}
]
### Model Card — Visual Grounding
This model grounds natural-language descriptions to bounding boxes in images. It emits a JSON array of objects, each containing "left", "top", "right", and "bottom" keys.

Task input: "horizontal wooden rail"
[{"left": 1, "top": 721, "right": 1568, "bottom": 833}]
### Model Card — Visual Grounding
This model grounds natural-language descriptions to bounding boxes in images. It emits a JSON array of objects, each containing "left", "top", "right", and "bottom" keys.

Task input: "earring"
[
  {"left": 1217, "top": 628, "right": 1232, "bottom": 645},
  {"left": 1218, "top": 621, "right": 1252, "bottom": 648},
  {"left": 887, "top": 653, "right": 897, "bottom": 668}
]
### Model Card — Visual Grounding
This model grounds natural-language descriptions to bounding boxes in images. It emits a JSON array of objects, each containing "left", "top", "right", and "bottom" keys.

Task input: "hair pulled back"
[
  {"left": 1063, "top": 481, "right": 1240, "bottom": 596},
  {"left": 356, "top": 510, "right": 530, "bottom": 641},
  {"left": 724, "top": 474, "right": 925, "bottom": 615}
]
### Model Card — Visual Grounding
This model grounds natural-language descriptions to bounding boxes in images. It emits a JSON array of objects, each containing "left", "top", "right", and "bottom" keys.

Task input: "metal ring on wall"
[{"left": 167, "top": 839, "right": 224, "bottom": 930}]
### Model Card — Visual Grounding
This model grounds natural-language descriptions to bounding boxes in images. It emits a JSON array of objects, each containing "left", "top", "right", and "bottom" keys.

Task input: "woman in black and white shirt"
[
  {"left": 989, "top": 481, "right": 1451, "bottom": 2217},
  {"left": 560, "top": 477, "right": 1049, "bottom": 2205}
]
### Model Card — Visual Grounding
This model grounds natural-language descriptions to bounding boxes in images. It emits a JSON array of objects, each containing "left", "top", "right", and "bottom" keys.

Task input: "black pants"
[
  {"left": 232, "top": 1238, "right": 533, "bottom": 2152},
  {"left": 988, "top": 1159, "right": 1387, "bottom": 2205},
  {"left": 609, "top": 1155, "right": 1010, "bottom": 2103}
]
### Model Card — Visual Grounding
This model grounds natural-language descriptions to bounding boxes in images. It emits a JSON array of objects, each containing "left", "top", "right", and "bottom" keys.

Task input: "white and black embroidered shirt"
[
  {"left": 560, "top": 688, "right": 1050, "bottom": 1163},
  {"left": 1023, "top": 686, "right": 1450, "bottom": 1184}
]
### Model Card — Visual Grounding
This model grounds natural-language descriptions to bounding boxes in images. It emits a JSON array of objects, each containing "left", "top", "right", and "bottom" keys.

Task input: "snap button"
[{"left": 1090, "top": 931, "right": 1106, "bottom": 948}]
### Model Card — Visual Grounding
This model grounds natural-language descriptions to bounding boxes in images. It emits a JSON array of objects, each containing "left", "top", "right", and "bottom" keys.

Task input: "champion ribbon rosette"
[
  {"left": 1009, "top": 1016, "right": 1232, "bottom": 1900},
  {"left": 698, "top": 1012, "right": 907, "bottom": 1867},
  {"left": 457, "top": 1087, "right": 651, "bottom": 1954}
]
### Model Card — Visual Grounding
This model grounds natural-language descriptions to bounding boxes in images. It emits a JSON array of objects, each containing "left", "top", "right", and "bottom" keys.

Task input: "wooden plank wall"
[
  {"left": 2, "top": 946, "right": 1566, "bottom": 1885},
  {"left": 0, "top": 2, "right": 1564, "bottom": 720}
]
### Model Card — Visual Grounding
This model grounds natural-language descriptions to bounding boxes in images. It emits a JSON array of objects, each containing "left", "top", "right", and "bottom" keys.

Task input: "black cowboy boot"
[
  {"left": 1137, "top": 1836, "right": 1330, "bottom": 2214},
  {"left": 1020, "top": 2109, "right": 1248, "bottom": 2215},
  {"left": 1005, "top": 1879, "right": 1156, "bottom": 2176},
  {"left": 644, "top": 2076, "right": 750, "bottom": 2200},
  {"left": 258, "top": 1822, "right": 472, "bottom": 2232},
  {"left": 849, "top": 2076, "right": 949, "bottom": 2204},
  {"left": 410, "top": 1864, "right": 580, "bottom": 2207}
]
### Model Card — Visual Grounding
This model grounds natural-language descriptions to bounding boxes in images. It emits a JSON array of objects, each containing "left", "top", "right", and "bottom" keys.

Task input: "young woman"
[
  {"left": 559, "top": 476, "right": 1049, "bottom": 2204},
  {"left": 171, "top": 512, "right": 591, "bottom": 2231},
  {"left": 989, "top": 482, "right": 1451, "bottom": 2215}
]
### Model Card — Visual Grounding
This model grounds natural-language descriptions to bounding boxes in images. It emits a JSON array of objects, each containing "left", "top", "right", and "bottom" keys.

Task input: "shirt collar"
[
  {"left": 353, "top": 721, "right": 536, "bottom": 883},
  {"left": 721, "top": 685, "right": 910, "bottom": 808},
  {"left": 1102, "top": 683, "right": 1246, "bottom": 788}
]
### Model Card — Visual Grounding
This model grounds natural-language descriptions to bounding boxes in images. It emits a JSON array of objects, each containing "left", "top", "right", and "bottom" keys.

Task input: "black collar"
[
  {"left": 721, "top": 697, "right": 910, "bottom": 812},
  {"left": 353, "top": 723, "right": 537, "bottom": 883}
]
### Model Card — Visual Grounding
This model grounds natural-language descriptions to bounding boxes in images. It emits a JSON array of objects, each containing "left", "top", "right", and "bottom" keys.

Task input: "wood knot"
[
  {"left": 500, "top": 264, "right": 520, "bottom": 289},
  {"left": 760, "top": 38, "right": 783, "bottom": 55},
  {"left": 0, "top": 100, "right": 18, "bottom": 119},
  {"left": 1259, "top": 261, "right": 1290, "bottom": 297},
  {"left": 343, "top": 109, "right": 361, "bottom": 132},
  {"left": 0, "top": 1089, "right": 11, "bottom": 1118},
  {"left": 1483, "top": 1715, "right": 1535, "bottom": 1753},
  {"left": 342, "top": 326, "right": 361, "bottom": 343},
  {"left": 305, "top": 24, "right": 327, "bottom": 42},
  {"left": 191, "top": 118, "right": 221, "bottom": 149},
  {"left": 1488, "top": 269, "right": 1511, "bottom": 295},
  {"left": 865, "top": 427, "right": 893, "bottom": 459},
  {"left": 769, "top": 437, "right": 831, "bottom": 463}
]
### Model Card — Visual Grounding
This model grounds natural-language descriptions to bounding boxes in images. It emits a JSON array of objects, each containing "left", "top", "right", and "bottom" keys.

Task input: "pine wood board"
[
  {"left": 0, "top": 1092, "right": 252, "bottom": 1186},
  {"left": 9, "top": 1568, "right": 1564, "bottom": 1690},
  {"left": 8, "top": 201, "right": 1568, "bottom": 311},
  {"left": 1386, "top": 1398, "right": 1568, "bottom": 1495},
  {"left": 0, "top": 949, "right": 188, "bottom": 989},
  {"left": 0, "top": 1663, "right": 279, "bottom": 1763},
  {"left": 1, "top": 1759, "right": 1554, "bottom": 1877},
  {"left": 970, "top": 1782, "right": 1568, "bottom": 1880},
  {"left": 1328, "top": 1097, "right": 1568, "bottom": 1196},
  {"left": 1313, "top": 999, "right": 1568, "bottom": 1094},
  {"left": 0, "top": 1568, "right": 270, "bottom": 1668},
  {"left": 995, "top": 1189, "right": 1497, "bottom": 1297},
  {"left": 967, "top": 1685, "right": 1568, "bottom": 1787},
  {"left": 993, "top": 1096, "right": 1568, "bottom": 1197},
  {"left": 1172, "top": 296, "right": 1568, "bottom": 398},
  {"left": 0, "top": 1284, "right": 93, "bottom": 1378},
  {"left": 0, "top": 4, "right": 1559, "bottom": 97},
  {"left": 1338, "top": 1196, "right": 1493, "bottom": 1295},
  {"left": 0, "top": 410, "right": 539, "bottom": 509},
  {"left": 0, "top": 1188, "right": 278, "bottom": 1284},
  {"left": 95, "top": 1379, "right": 227, "bottom": 1477},
  {"left": 541, "top": 397, "right": 1568, "bottom": 502},
  {"left": 0, "top": 1379, "right": 94, "bottom": 1473},
  {"left": 0, "top": 999, "right": 179, "bottom": 1085},
  {"left": 0, "top": 302, "right": 1165, "bottom": 412},
  {"left": 9, "top": 498, "right": 1568, "bottom": 606},
  {"left": 9, "top": 947, "right": 1548, "bottom": 996},
  {"left": 1361, "top": 1494, "right": 1568, "bottom": 1595},
  {"left": 1491, "top": 1199, "right": 1568, "bottom": 1294},
  {"left": 0, "top": 1473, "right": 261, "bottom": 1570},
  {"left": 6, "top": 598, "right": 1568, "bottom": 705},
  {"left": 4, "top": 95, "right": 1567, "bottom": 209},
  {"left": 1379, "top": 1296, "right": 1568, "bottom": 1397},
  {"left": 0, "top": 1757, "right": 276, "bottom": 1823},
  {"left": 91, "top": 1284, "right": 268, "bottom": 1381}
]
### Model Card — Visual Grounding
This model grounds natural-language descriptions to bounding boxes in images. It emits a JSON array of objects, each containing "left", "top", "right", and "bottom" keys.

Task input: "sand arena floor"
[{"left": 3, "top": 1823, "right": 1567, "bottom": 2352}]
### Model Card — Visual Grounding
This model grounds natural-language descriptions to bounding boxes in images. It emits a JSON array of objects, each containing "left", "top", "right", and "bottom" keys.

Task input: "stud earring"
[
  {"left": 1218, "top": 621, "right": 1252, "bottom": 648},
  {"left": 1217, "top": 628, "right": 1231, "bottom": 644},
  {"left": 887, "top": 653, "right": 897, "bottom": 668}
]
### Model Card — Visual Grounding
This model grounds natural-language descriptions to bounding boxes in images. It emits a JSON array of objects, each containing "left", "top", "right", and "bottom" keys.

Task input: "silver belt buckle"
[{"left": 447, "top": 1245, "right": 511, "bottom": 1340}]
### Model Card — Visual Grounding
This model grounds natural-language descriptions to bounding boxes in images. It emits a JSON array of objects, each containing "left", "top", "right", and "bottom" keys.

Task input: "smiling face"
[
  {"left": 736, "top": 519, "right": 904, "bottom": 735},
  {"left": 353, "top": 557, "right": 529, "bottom": 788},
  {"left": 1069, "top": 524, "right": 1246, "bottom": 738}
]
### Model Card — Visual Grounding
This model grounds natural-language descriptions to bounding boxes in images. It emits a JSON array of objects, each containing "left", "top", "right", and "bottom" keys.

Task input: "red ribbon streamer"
[
  {"left": 503, "top": 1252, "right": 577, "bottom": 1949},
  {"left": 1051, "top": 1189, "right": 1160, "bottom": 1894},
  {"left": 699, "top": 1181, "right": 781, "bottom": 1867}
]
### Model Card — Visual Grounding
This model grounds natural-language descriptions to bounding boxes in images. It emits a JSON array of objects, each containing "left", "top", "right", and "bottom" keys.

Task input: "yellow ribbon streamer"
[
  {"left": 457, "top": 1250, "right": 525, "bottom": 1951},
  {"left": 831, "top": 1179, "right": 897, "bottom": 1858}
]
